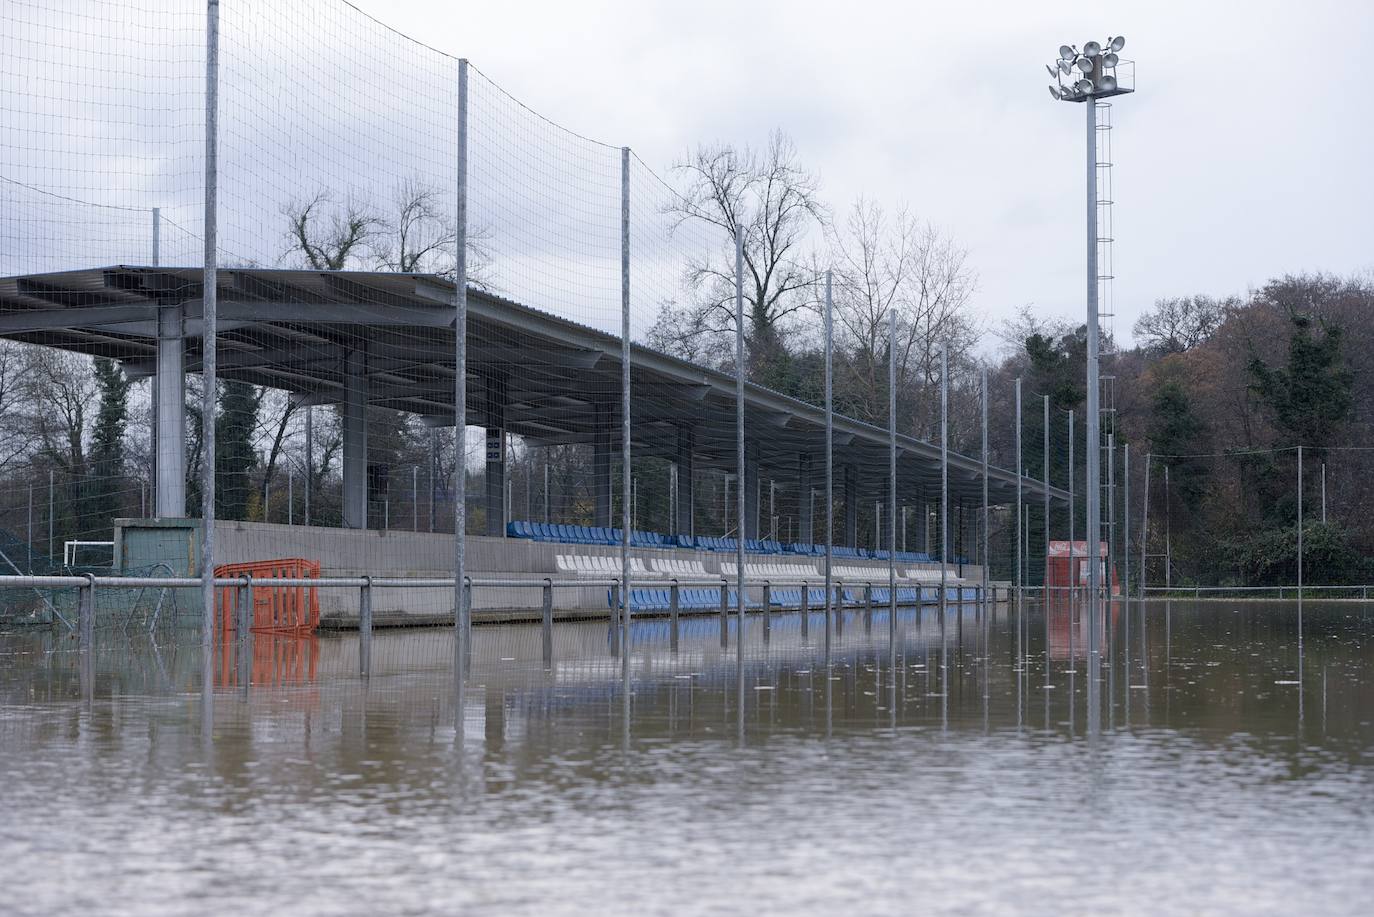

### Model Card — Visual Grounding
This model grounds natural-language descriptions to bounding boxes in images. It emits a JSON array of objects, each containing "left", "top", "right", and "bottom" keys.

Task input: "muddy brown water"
[{"left": 2, "top": 600, "right": 1371, "bottom": 915}]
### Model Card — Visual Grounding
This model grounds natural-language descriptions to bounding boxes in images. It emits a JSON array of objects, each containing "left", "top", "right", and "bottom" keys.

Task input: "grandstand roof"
[{"left": 0, "top": 265, "right": 1067, "bottom": 506}]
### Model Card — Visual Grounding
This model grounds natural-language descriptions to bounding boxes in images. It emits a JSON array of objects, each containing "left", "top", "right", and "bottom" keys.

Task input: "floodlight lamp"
[
  {"left": 1076, "top": 57, "right": 1093, "bottom": 73},
  {"left": 1074, "top": 78, "right": 1093, "bottom": 94},
  {"left": 1083, "top": 40, "right": 1101, "bottom": 57},
  {"left": 1103, "top": 52, "right": 1119, "bottom": 68},
  {"left": 1046, "top": 64, "right": 1057, "bottom": 77},
  {"left": 1109, "top": 35, "right": 1125, "bottom": 52},
  {"left": 1059, "top": 44, "right": 1075, "bottom": 60},
  {"left": 1048, "top": 85, "right": 1061, "bottom": 100},
  {"left": 1097, "top": 75, "right": 1117, "bottom": 92},
  {"left": 1058, "top": 59, "right": 1072, "bottom": 74}
]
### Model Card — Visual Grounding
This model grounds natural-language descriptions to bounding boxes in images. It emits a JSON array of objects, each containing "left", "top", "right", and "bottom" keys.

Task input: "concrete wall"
[{"left": 113, "top": 518, "right": 984, "bottom": 624}]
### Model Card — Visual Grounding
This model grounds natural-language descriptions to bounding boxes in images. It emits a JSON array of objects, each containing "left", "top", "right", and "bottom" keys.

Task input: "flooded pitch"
[{"left": 2, "top": 600, "right": 1371, "bottom": 915}]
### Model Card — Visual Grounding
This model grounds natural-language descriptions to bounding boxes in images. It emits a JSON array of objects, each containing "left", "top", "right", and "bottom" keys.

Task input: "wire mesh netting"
[{"left": 2, "top": 0, "right": 1058, "bottom": 668}]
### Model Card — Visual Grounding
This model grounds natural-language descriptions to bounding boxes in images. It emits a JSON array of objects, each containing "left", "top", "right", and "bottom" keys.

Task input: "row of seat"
[
  {"left": 511, "top": 520, "right": 969, "bottom": 563},
  {"left": 558, "top": 554, "right": 972, "bottom": 584},
  {"left": 556, "top": 555, "right": 711, "bottom": 578},
  {"left": 510, "top": 521, "right": 674, "bottom": 548},
  {"left": 610, "top": 584, "right": 978, "bottom": 612},
  {"left": 611, "top": 587, "right": 762, "bottom": 612}
]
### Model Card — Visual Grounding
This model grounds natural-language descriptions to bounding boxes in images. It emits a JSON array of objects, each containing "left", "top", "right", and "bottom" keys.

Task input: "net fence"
[{"left": 1, "top": 0, "right": 1061, "bottom": 662}]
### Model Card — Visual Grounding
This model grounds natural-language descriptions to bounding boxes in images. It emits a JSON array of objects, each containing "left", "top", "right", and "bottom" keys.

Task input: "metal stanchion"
[
  {"left": 669, "top": 581, "right": 680, "bottom": 653},
  {"left": 541, "top": 578, "right": 553, "bottom": 666},
  {"left": 359, "top": 575, "right": 372, "bottom": 678}
]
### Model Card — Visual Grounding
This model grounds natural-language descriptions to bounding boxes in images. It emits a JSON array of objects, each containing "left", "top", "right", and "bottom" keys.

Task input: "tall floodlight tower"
[{"left": 1046, "top": 36, "right": 1133, "bottom": 659}]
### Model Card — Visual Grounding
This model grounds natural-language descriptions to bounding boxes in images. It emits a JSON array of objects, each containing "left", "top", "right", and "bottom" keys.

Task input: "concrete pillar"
[
  {"left": 592, "top": 400, "right": 614, "bottom": 528},
  {"left": 485, "top": 430, "right": 506, "bottom": 536},
  {"left": 342, "top": 348, "right": 368, "bottom": 529},
  {"left": 484, "top": 375, "right": 507, "bottom": 537},
  {"left": 798, "top": 453, "right": 813, "bottom": 545},
  {"left": 844, "top": 464, "right": 858, "bottom": 547},
  {"left": 155, "top": 304, "right": 186, "bottom": 517},
  {"left": 673, "top": 426, "right": 694, "bottom": 536},
  {"left": 744, "top": 448, "right": 760, "bottom": 540}
]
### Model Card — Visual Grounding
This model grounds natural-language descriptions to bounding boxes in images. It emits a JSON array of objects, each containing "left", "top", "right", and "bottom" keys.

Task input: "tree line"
[{"left": 0, "top": 131, "right": 1366, "bottom": 587}]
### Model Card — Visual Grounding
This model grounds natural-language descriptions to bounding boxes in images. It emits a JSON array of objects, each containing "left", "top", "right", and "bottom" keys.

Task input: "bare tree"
[
  {"left": 0, "top": 341, "right": 33, "bottom": 474},
  {"left": 1133, "top": 295, "right": 1234, "bottom": 354},
  {"left": 829, "top": 199, "right": 978, "bottom": 435},
  {"left": 654, "top": 130, "right": 826, "bottom": 371},
  {"left": 22, "top": 348, "right": 95, "bottom": 474},
  {"left": 282, "top": 190, "right": 384, "bottom": 271}
]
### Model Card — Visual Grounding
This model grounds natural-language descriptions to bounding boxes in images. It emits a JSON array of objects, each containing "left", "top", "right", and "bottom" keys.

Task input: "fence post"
[
  {"left": 762, "top": 581, "right": 772, "bottom": 641},
  {"left": 79, "top": 573, "right": 95, "bottom": 650},
  {"left": 200, "top": 0, "right": 220, "bottom": 658},
  {"left": 237, "top": 573, "right": 252, "bottom": 642},
  {"left": 619, "top": 146, "right": 633, "bottom": 660},
  {"left": 1297, "top": 445, "right": 1303, "bottom": 602},
  {"left": 800, "top": 580, "right": 810, "bottom": 640},
  {"left": 541, "top": 578, "right": 553, "bottom": 665},
  {"left": 359, "top": 575, "right": 372, "bottom": 678},
  {"left": 669, "top": 580, "right": 679, "bottom": 653},
  {"left": 1014, "top": 377, "right": 1022, "bottom": 601},
  {"left": 453, "top": 57, "right": 470, "bottom": 684},
  {"left": 719, "top": 577, "right": 729, "bottom": 648}
]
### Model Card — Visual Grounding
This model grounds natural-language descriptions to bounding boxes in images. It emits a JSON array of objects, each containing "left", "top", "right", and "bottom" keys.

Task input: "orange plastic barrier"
[{"left": 215, "top": 558, "right": 320, "bottom": 639}]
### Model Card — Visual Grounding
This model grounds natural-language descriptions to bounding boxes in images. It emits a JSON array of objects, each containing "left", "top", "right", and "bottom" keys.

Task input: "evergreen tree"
[
  {"left": 216, "top": 381, "right": 261, "bottom": 520},
  {"left": 1248, "top": 312, "right": 1353, "bottom": 457},
  {"left": 86, "top": 358, "right": 132, "bottom": 526}
]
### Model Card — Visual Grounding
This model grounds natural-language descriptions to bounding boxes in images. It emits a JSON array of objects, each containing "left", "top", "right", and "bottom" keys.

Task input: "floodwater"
[{"left": 2, "top": 600, "right": 1371, "bottom": 916}]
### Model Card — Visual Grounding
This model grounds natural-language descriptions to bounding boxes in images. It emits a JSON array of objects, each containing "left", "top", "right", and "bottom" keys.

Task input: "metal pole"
[
  {"left": 413, "top": 464, "right": 418, "bottom": 531},
  {"left": 734, "top": 220, "right": 746, "bottom": 657},
  {"left": 1321, "top": 461, "right": 1326, "bottom": 524},
  {"left": 453, "top": 58, "right": 469, "bottom": 675},
  {"left": 47, "top": 469, "right": 54, "bottom": 562},
  {"left": 542, "top": 454, "right": 549, "bottom": 525},
  {"left": 1123, "top": 443, "right": 1130, "bottom": 600},
  {"left": 27, "top": 482, "right": 33, "bottom": 574},
  {"left": 288, "top": 467, "right": 293, "bottom": 526},
  {"left": 151, "top": 207, "right": 161, "bottom": 266},
  {"left": 824, "top": 270, "right": 834, "bottom": 652},
  {"left": 939, "top": 343, "right": 948, "bottom": 627},
  {"left": 201, "top": 0, "right": 220, "bottom": 652},
  {"left": 620, "top": 146, "right": 633, "bottom": 655},
  {"left": 1297, "top": 446, "right": 1303, "bottom": 598},
  {"left": 1015, "top": 378, "right": 1022, "bottom": 597},
  {"left": 888, "top": 310, "right": 897, "bottom": 643},
  {"left": 1139, "top": 453, "right": 1151, "bottom": 599},
  {"left": 1084, "top": 96, "right": 1101, "bottom": 661},
  {"left": 1043, "top": 394, "right": 1050, "bottom": 589},
  {"left": 1108, "top": 433, "right": 1115, "bottom": 600},
  {"left": 297, "top": 409, "right": 310, "bottom": 530},
  {"left": 981, "top": 367, "right": 989, "bottom": 608},
  {"left": 359, "top": 576, "right": 372, "bottom": 678},
  {"left": 1068, "top": 410, "right": 1075, "bottom": 594},
  {"left": 1164, "top": 465, "right": 1171, "bottom": 590}
]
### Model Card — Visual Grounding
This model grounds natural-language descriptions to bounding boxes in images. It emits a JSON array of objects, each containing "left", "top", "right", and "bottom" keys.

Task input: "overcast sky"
[{"left": 360, "top": 0, "right": 1373, "bottom": 344}]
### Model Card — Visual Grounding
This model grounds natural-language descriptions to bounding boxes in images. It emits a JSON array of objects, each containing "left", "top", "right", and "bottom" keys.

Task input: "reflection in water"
[{"left": 2, "top": 600, "right": 1373, "bottom": 915}]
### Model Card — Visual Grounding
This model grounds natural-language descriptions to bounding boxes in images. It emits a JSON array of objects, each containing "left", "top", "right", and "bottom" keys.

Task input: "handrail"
[{"left": 0, "top": 573, "right": 983, "bottom": 590}]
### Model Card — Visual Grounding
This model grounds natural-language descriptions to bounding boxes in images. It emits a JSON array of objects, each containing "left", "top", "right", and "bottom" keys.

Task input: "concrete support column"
[
  {"left": 844, "top": 464, "right": 858, "bottom": 547},
  {"left": 484, "top": 374, "right": 507, "bottom": 537},
  {"left": 743, "top": 447, "right": 760, "bottom": 540},
  {"left": 342, "top": 348, "right": 368, "bottom": 530},
  {"left": 592, "top": 401, "right": 613, "bottom": 528},
  {"left": 673, "top": 425, "right": 694, "bottom": 536},
  {"left": 798, "top": 453, "right": 813, "bottom": 545},
  {"left": 155, "top": 303, "right": 186, "bottom": 518},
  {"left": 485, "top": 430, "right": 506, "bottom": 536}
]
